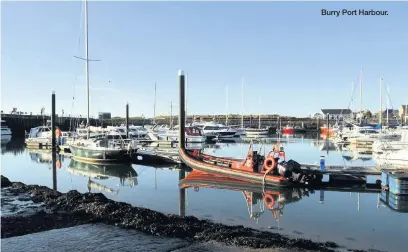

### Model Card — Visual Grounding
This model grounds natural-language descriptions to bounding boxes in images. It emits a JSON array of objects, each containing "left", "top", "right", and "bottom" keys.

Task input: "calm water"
[{"left": 1, "top": 135, "right": 407, "bottom": 252}]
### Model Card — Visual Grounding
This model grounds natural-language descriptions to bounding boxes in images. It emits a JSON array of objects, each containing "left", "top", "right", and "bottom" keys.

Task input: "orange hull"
[{"left": 179, "top": 148, "right": 290, "bottom": 187}]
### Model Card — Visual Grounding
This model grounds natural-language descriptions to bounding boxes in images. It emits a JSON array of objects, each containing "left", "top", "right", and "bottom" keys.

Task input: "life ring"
[
  {"left": 263, "top": 194, "right": 275, "bottom": 209},
  {"left": 264, "top": 157, "right": 276, "bottom": 169}
]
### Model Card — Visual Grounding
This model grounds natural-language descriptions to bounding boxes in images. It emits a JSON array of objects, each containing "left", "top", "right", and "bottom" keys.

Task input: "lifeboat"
[{"left": 179, "top": 143, "right": 292, "bottom": 187}]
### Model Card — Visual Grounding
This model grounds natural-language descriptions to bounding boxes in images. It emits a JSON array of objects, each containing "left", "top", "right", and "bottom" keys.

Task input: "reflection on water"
[{"left": 1, "top": 136, "right": 407, "bottom": 252}]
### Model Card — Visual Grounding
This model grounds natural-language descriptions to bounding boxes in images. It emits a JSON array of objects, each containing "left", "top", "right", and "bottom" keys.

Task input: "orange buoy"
[
  {"left": 263, "top": 194, "right": 275, "bottom": 209},
  {"left": 56, "top": 160, "right": 61, "bottom": 169}
]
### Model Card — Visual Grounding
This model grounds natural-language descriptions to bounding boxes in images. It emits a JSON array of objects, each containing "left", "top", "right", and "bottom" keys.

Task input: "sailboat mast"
[
  {"left": 170, "top": 101, "right": 173, "bottom": 128},
  {"left": 185, "top": 73, "right": 188, "bottom": 123},
  {"left": 153, "top": 82, "right": 156, "bottom": 124},
  {"left": 360, "top": 69, "right": 363, "bottom": 124},
  {"left": 380, "top": 77, "right": 383, "bottom": 131},
  {"left": 258, "top": 96, "right": 261, "bottom": 129},
  {"left": 241, "top": 78, "right": 244, "bottom": 129},
  {"left": 386, "top": 84, "right": 389, "bottom": 126},
  {"left": 351, "top": 81, "right": 354, "bottom": 113},
  {"left": 85, "top": 0, "right": 90, "bottom": 127},
  {"left": 225, "top": 85, "right": 229, "bottom": 126}
]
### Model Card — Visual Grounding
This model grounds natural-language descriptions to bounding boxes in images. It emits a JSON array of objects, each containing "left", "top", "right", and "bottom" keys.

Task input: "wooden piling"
[
  {"left": 51, "top": 92, "right": 57, "bottom": 190},
  {"left": 179, "top": 169, "right": 186, "bottom": 217},
  {"left": 178, "top": 70, "right": 186, "bottom": 149},
  {"left": 126, "top": 103, "right": 129, "bottom": 138}
]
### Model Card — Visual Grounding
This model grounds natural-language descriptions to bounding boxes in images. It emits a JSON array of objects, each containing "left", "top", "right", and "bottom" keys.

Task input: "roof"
[{"left": 320, "top": 109, "right": 352, "bottom": 114}]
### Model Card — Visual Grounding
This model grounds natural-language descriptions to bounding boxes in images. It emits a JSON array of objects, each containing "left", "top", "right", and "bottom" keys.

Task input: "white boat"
[
  {"left": 245, "top": 128, "right": 268, "bottom": 137},
  {"left": 157, "top": 126, "right": 206, "bottom": 143},
  {"left": 372, "top": 129, "right": 408, "bottom": 153},
  {"left": 193, "top": 122, "right": 237, "bottom": 139},
  {"left": 346, "top": 126, "right": 401, "bottom": 143},
  {"left": 1, "top": 120, "right": 12, "bottom": 136},
  {"left": 25, "top": 125, "right": 53, "bottom": 146},
  {"left": 373, "top": 148, "right": 408, "bottom": 167},
  {"left": 129, "top": 125, "right": 148, "bottom": 139}
]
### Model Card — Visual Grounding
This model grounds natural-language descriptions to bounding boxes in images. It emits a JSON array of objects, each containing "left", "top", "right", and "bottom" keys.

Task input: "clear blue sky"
[{"left": 2, "top": 1, "right": 407, "bottom": 118}]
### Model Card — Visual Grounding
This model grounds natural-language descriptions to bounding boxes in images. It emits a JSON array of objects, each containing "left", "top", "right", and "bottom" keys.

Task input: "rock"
[{"left": 1, "top": 175, "right": 12, "bottom": 188}]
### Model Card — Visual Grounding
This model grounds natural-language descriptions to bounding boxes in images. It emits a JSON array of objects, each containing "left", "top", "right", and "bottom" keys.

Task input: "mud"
[{"left": 1, "top": 176, "right": 365, "bottom": 252}]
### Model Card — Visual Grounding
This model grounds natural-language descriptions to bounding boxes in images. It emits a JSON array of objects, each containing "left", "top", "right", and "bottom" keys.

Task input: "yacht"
[
  {"left": 373, "top": 148, "right": 408, "bottom": 167},
  {"left": 372, "top": 129, "right": 408, "bottom": 154},
  {"left": 347, "top": 127, "right": 400, "bottom": 143},
  {"left": 157, "top": 125, "right": 206, "bottom": 143},
  {"left": 128, "top": 125, "right": 148, "bottom": 139},
  {"left": 0, "top": 120, "right": 12, "bottom": 136},
  {"left": 25, "top": 125, "right": 53, "bottom": 146},
  {"left": 193, "top": 122, "right": 237, "bottom": 140}
]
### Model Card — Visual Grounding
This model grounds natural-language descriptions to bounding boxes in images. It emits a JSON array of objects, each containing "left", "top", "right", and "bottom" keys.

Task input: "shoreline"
[{"left": 1, "top": 175, "right": 366, "bottom": 252}]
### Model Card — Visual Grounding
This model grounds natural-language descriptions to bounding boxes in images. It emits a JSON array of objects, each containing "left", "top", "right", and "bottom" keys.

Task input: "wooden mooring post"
[
  {"left": 51, "top": 91, "right": 57, "bottom": 190},
  {"left": 178, "top": 70, "right": 186, "bottom": 150}
]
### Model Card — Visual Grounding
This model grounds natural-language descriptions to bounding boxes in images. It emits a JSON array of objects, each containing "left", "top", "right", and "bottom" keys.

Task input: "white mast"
[
  {"left": 386, "top": 84, "right": 389, "bottom": 126},
  {"left": 185, "top": 73, "right": 188, "bottom": 123},
  {"left": 241, "top": 78, "right": 244, "bottom": 129},
  {"left": 170, "top": 101, "right": 173, "bottom": 128},
  {"left": 153, "top": 82, "right": 156, "bottom": 124},
  {"left": 258, "top": 96, "right": 261, "bottom": 129},
  {"left": 85, "top": 0, "right": 90, "bottom": 128},
  {"left": 360, "top": 69, "right": 363, "bottom": 124},
  {"left": 379, "top": 77, "right": 383, "bottom": 132},
  {"left": 351, "top": 81, "right": 354, "bottom": 113},
  {"left": 225, "top": 85, "right": 229, "bottom": 126}
]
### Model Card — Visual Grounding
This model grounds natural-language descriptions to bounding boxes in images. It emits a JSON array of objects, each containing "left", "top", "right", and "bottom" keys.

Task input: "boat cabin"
[
  {"left": 185, "top": 126, "right": 203, "bottom": 136},
  {"left": 28, "top": 126, "right": 52, "bottom": 138}
]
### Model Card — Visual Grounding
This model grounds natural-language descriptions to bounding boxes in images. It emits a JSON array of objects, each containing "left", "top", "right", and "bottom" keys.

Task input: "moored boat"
[
  {"left": 1, "top": 120, "right": 12, "bottom": 136},
  {"left": 69, "top": 138, "right": 132, "bottom": 163},
  {"left": 179, "top": 143, "right": 321, "bottom": 187},
  {"left": 282, "top": 125, "right": 294, "bottom": 135}
]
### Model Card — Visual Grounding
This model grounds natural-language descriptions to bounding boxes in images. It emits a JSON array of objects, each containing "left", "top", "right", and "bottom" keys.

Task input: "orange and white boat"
[
  {"left": 179, "top": 143, "right": 321, "bottom": 187},
  {"left": 320, "top": 124, "right": 340, "bottom": 136}
]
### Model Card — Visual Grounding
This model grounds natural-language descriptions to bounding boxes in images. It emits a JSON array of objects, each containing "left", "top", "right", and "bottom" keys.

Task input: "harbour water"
[{"left": 1, "top": 135, "right": 407, "bottom": 252}]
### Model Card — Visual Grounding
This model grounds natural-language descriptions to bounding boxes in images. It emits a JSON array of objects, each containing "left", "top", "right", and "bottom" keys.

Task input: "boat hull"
[
  {"left": 69, "top": 145, "right": 130, "bottom": 163},
  {"left": 178, "top": 148, "right": 291, "bottom": 187}
]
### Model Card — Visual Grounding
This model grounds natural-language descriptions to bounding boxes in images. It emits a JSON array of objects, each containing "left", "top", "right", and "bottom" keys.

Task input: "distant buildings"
[
  {"left": 98, "top": 112, "right": 111, "bottom": 120},
  {"left": 311, "top": 109, "right": 353, "bottom": 120},
  {"left": 400, "top": 105, "right": 408, "bottom": 122}
]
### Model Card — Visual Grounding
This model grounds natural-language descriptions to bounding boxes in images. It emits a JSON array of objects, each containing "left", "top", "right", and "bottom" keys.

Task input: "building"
[
  {"left": 98, "top": 112, "right": 111, "bottom": 120},
  {"left": 318, "top": 109, "right": 353, "bottom": 120},
  {"left": 400, "top": 105, "right": 408, "bottom": 122}
]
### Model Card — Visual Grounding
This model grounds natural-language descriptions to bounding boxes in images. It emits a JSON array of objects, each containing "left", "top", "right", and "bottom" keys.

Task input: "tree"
[{"left": 363, "top": 109, "right": 372, "bottom": 120}]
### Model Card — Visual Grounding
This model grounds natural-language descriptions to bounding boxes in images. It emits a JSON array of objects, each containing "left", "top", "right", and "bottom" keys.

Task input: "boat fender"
[{"left": 264, "top": 194, "right": 275, "bottom": 209}]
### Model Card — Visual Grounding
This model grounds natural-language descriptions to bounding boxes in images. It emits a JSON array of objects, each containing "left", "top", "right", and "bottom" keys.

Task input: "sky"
[{"left": 1, "top": 1, "right": 407, "bottom": 118}]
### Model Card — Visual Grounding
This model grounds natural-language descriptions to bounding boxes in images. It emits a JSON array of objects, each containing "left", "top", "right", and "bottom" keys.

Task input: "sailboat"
[
  {"left": 245, "top": 96, "right": 268, "bottom": 137},
  {"left": 69, "top": 0, "right": 131, "bottom": 163}
]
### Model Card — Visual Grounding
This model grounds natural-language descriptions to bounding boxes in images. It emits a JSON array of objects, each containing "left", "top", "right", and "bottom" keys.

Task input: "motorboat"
[
  {"left": 179, "top": 143, "right": 322, "bottom": 187},
  {"left": 372, "top": 129, "right": 408, "bottom": 154},
  {"left": 0, "top": 120, "right": 12, "bottom": 136},
  {"left": 193, "top": 122, "right": 237, "bottom": 140},
  {"left": 157, "top": 125, "right": 206, "bottom": 143}
]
